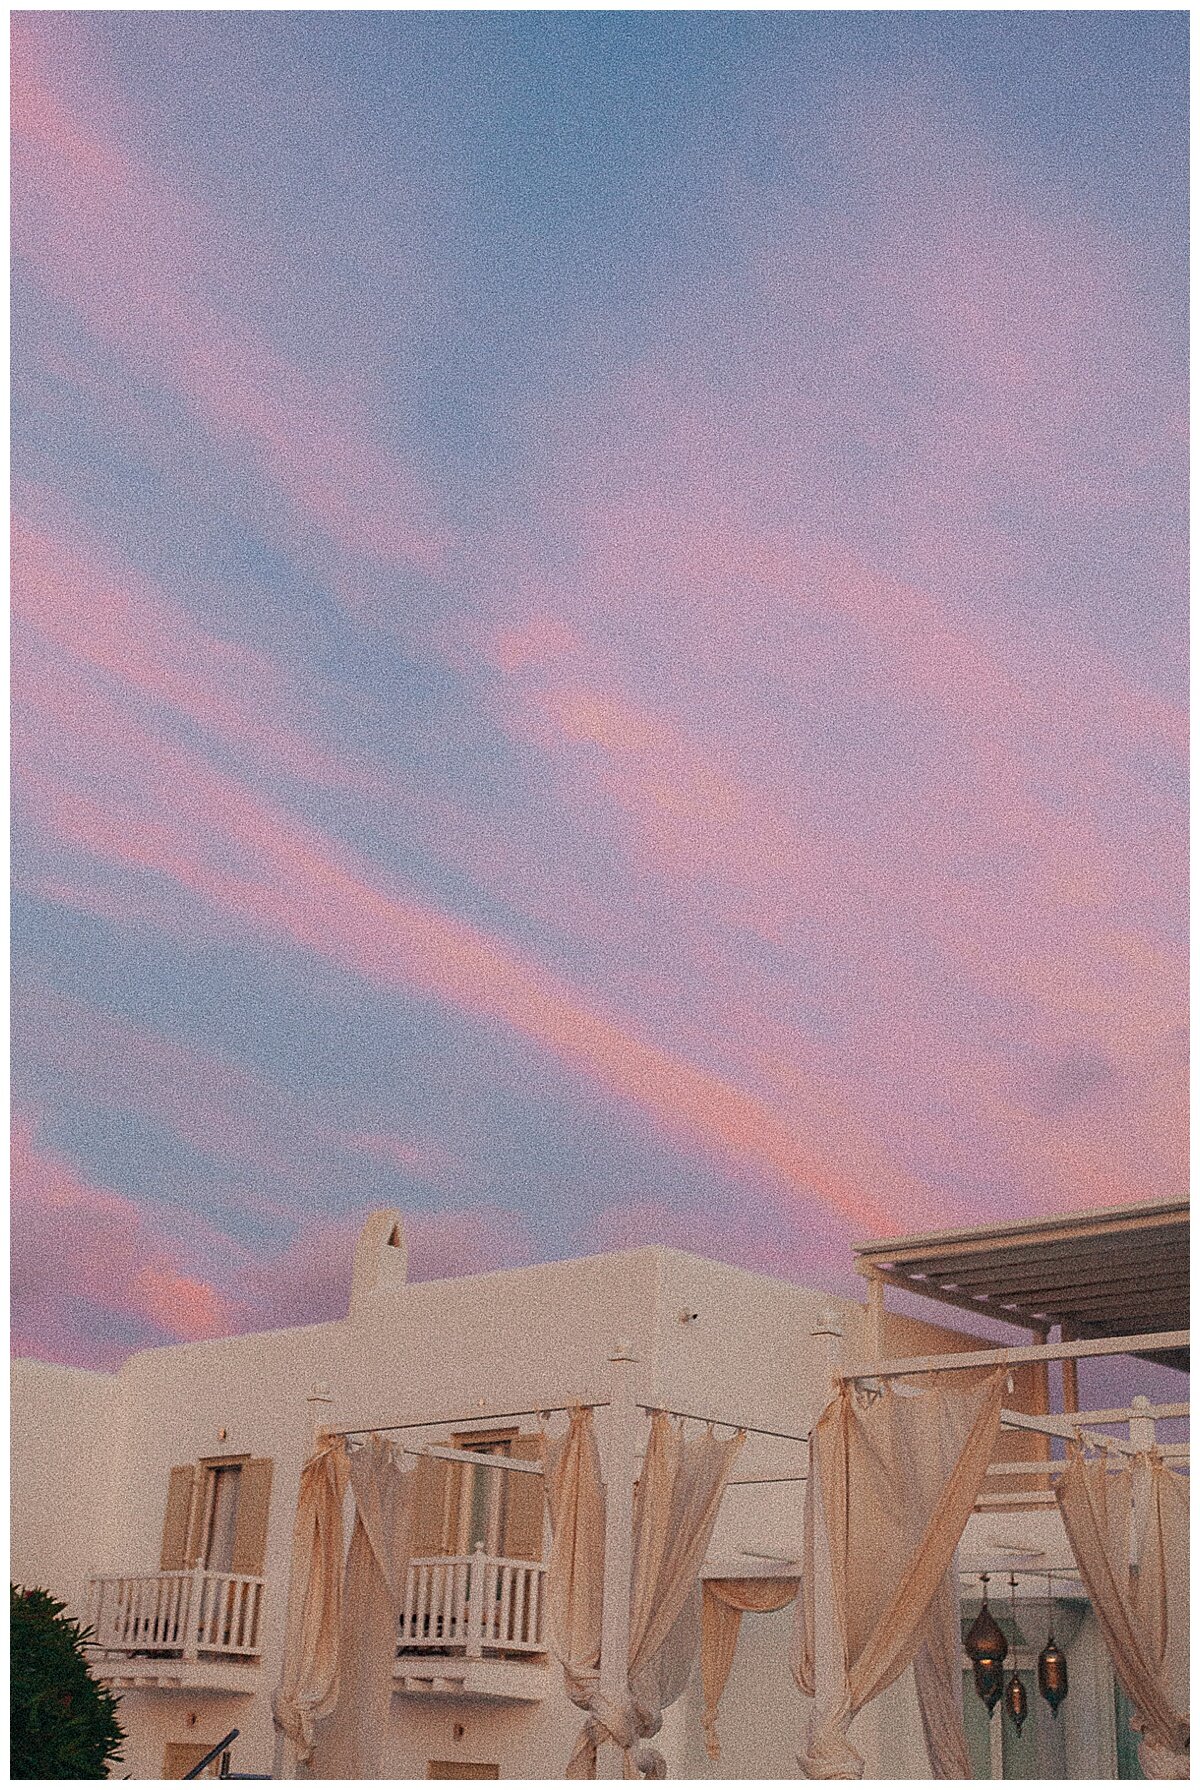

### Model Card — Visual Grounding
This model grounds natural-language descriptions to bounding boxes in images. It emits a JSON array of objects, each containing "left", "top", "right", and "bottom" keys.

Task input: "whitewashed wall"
[{"left": 11, "top": 1223, "right": 1100, "bottom": 1781}]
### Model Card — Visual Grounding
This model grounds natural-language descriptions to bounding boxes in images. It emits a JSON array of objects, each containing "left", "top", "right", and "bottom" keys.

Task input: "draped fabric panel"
[
  {"left": 542, "top": 1407, "right": 743, "bottom": 1778},
  {"left": 311, "top": 1436, "right": 419, "bottom": 1779},
  {"left": 272, "top": 1433, "right": 351, "bottom": 1768},
  {"left": 542, "top": 1407, "right": 608, "bottom": 1778},
  {"left": 624, "top": 1414, "right": 745, "bottom": 1777},
  {"left": 792, "top": 1370, "right": 1003, "bottom": 1778},
  {"left": 1056, "top": 1452, "right": 1189, "bottom": 1779},
  {"left": 910, "top": 1566, "right": 970, "bottom": 1780},
  {"left": 700, "top": 1576, "right": 799, "bottom": 1760}
]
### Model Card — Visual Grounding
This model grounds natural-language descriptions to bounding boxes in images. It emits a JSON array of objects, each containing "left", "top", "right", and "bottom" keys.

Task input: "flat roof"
[{"left": 853, "top": 1199, "right": 1188, "bottom": 1371}]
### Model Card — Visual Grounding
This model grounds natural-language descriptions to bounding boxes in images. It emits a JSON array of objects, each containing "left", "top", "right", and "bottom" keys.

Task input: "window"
[
  {"left": 451, "top": 1433, "right": 514, "bottom": 1557},
  {"left": 407, "top": 1430, "right": 544, "bottom": 1562},
  {"left": 426, "top": 1763, "right": 499, "bottom": 1779},
  {"left": 159, "top": 1457, "right": 273, "bottom": 1575},
  {"left": 201, "top": 1464, "right": 243, "bottom": 1570},
  {"left": 162, "top": 1741, "right": 221, "bottom": 1778}
]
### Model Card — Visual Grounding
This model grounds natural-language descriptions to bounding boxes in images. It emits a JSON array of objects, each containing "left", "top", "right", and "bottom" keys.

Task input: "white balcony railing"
[
  {"left": 398, "top": 1548, "right": 546, "bottom": 1657},
  {"left": 85, "top": 1548, "right": 543, "bottom": 1670},
  {"left": 87, "top": 1568, "right": 265, "bottom": 1660}
]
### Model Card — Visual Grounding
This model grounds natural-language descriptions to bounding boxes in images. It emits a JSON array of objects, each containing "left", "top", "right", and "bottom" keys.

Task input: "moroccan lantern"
[
  {"left": 999, "top": 1577, "right": 1030, "bottom": 1732},
  {"left": 1037, "top": 1578, "right": 1069, "bottom": 1715},
  {"left": 965, "top": 1575, "right": 1009, "bottom": 1664},
  {"left": 973, "top": 1654, "right": 1005, "bottom": 1714},
  {"left": 1005, "top": 1671, "right": 1029, "bottom": 1732},
  {"left": 1037, "top": 1639, "right": 1069, "bottom": 1714},
  {"left": 966, "top": 1575, "right": 1009, "bottom": 1713}
]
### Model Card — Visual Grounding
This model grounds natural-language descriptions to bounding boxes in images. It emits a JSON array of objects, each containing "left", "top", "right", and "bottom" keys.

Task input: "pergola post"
[
  {"left": 864, "top": 1267, "right": 885, "bottom": 1358},
  {"left": 596, "top": 1341, "right": 638, "bottom": 1779},
  {"left": 272, "top": 1381, "right": 335, "bottom": 1781},
  {"left": 806, "top": 1307, "right": 844, "bottom": 1776},
  {"left": 1061, "top": 1323, "right": 1080, "bottom": 1413},
  {"left": 1128, "top": 1394, "right": 1157, "bottom": 1454}
]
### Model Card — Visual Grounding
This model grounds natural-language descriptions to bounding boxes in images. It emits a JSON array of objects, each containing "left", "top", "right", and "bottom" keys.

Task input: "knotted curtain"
[
  {"left": 792, "top": 1370, "right": 1003, "bottom": 1778},
  {"left": 700, "top": 1576, "right": 799, "bottom": 1759},
  {"left": 1056, "top": 1451, "right": 1189, "bottom": 1779},
  {"left": 543, "top": 1406, "right": 607, "bottom": 1775},
  {"left": 311, "top": 1435, "right": 419, "bottom": 1778},
  {"left": 272, "top": 1432, "right": 351, "bottom": 1767},
  {"left": 543, "top": 1406, "right": 743, "bottom": 1777}
]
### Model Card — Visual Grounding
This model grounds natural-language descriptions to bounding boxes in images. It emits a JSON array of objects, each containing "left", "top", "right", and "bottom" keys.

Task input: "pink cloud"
[
  {"left": 15, "top": 640, "right": 916, "bottom": 1235},
  {"left": 11, "top": 1113, "right": 233, "bottom": 1367},
  {"left": 230, "top": 1206, "right": 535, "bottom": 1333},
  {"left": 14, "top": 980, "right": 467, "bottom": 1204},
  {"left": 10, "top": 40, "right": 1183, "bottom": 1281},
  {"left": 586, "top": 1197, "right": 852, "bottom": 1291},
  {"left": 12, "top": 511, "right": 386, "bottom": 801},
  {"left": 472, "top": 355, "right": 1183, "bottom": 1224},
  {"left": 11, "top": 54, "right": 448, "bottom": 575},
  {"left": 11, "top": 1106, "right": 530, "bottom": 1364},
  {"left": 484, "top": 614, "right": 582, "bottom": 676}
]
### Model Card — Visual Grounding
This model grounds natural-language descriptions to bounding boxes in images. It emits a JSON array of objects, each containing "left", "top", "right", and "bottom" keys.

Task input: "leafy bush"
[{"left": 11, "top": 1585, "right": 126, "bottom": 1779}]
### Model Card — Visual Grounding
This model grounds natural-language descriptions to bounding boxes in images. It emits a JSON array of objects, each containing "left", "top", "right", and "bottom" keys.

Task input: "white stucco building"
[{"left": 10, "top": 1205, "right": 1185, "bottom": 1780}]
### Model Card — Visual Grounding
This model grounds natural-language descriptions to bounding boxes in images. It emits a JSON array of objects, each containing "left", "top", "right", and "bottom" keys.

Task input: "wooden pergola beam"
[
  {"left": 855, "top": 1328, "right": 1189, "bottom": 1378},
  {"left": 931, "top": 1259, "right": 1188, "bottom": 1299},
  {"left": 853, "top": 1204, "right": 1185, "bottom": 1271}
]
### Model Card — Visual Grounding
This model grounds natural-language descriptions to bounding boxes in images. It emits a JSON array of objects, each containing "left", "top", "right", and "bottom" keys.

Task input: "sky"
[{"left": 11, "top": 11, "right": 1189, "bottom": 1378}]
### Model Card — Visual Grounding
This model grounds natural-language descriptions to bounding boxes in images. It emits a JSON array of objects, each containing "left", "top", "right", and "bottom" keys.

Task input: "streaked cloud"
[{"left": 11, "top": 12, "right": 1186, "bottom": 1368}]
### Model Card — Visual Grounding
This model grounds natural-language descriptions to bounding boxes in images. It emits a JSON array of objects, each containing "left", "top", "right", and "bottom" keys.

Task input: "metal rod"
[
  {"left": 637, "top": 1400, "right": 809, "bottom": 1443},
  {"left": 346, "top": 1438, "right": 545, "bottom": 1475},
  {"left": 409, "top": 1443, "right": 542, "bottom": 1475},
  {"left": 975, "top": 1491, "right": 1058, "bottom": 1507},
  {"left": 853, "top": 1328, "right": 1188, "bottom": 1378},
  {"left": 327, "top": 1398, "right": 610, "bottom": 1439},
  {"left": 726, "top": 1473, "right": 809, "bottom": 1485}
]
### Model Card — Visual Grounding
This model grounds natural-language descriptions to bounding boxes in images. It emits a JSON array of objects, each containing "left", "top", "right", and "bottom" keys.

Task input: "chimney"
[{"left": 349, "top": 1209, "right": 409, "bottom": 1317}]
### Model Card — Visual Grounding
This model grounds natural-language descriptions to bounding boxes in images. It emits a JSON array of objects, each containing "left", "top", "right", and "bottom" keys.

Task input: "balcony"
[
  {"left": 394, "top": 1551, "right": 548, "bottom": 1702},
  {"left": 85, "top": 1568, "right": 265, "bottom": 1694},
  {"left": 83, "top": 1551, "right": 549, "bottom": 1703}
]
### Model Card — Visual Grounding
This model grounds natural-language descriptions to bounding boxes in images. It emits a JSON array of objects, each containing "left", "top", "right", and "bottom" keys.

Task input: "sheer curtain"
[
  {"left": 312, "top": 1436, "right": 419, "bottom": 1779},
  {"left": 543, "top": 1407, "right": 743, "bottom": 1777},
  {"left": 624, "top": 1414, "right": 745, "bottom": 1776},
  {"left": 792, "top": 1370, "right": 1003, "bottom": 1778},
  {"left": 272, "top": 1433, "right": 351, "bottom": 1770},
  {"left": 542, "top": 1406, "right": 607, "bottom": 1777},
  {"left": 700, "top": 1576, "right": 799, "bottom": 1760},
  {"left": 1056, "top": 1451, "right": 1189, "bottom": 1779}
]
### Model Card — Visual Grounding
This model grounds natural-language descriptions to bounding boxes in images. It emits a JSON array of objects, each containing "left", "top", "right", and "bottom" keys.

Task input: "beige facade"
[{"left": 11, "top": 1215, "right": 1129, "bottom": 1780}]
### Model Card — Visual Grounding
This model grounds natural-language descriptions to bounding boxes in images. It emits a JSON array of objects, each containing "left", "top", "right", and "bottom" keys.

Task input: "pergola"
[
  {"left": 821, "top": 1199, "right": 1190, "bottom": 1778},
  {"left": 852, "top": 1197, "right": 1189, "bottom": 1379},
  {"left": 273, "top": 1200, "right": 1189, "bottom": 1779}
]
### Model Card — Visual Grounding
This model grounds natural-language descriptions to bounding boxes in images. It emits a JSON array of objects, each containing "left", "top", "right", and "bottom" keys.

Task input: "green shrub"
[{"left": 11, "top": 1585, "right": 126, "bottom": 1779}]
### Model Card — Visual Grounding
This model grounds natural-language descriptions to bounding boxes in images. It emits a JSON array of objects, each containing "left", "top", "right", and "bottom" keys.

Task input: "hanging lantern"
[
  {"left": 1005, "top": 1670, "right": 1029, "bottom": 1732},
  {"left": 973, "top": 1654, "right": 1005, "bottom": 1714},
  {"left": 1037, "top": 1573, "right": 1069, "bottom": 1715},
  {"left": 1038, "top": 1637, "right": 1069, "bottom": 1714},
  {"left": 966, "top": 1575, "right": 1009, "bottom": 1663}
]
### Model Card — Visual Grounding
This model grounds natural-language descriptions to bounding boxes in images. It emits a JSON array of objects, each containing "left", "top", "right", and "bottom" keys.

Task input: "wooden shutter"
[
  {"left": 502, "top": 1433, "right": 545, "bottom": 1561},
  {"left": 160, "top": 1466, "right": 197, "bottom": 1570},
  {"left": 230, "top": 1458, "right": 273, "bottom": 1575},
  {"left": 409, "top": 1454, "right": 451, "bottom": 1556}
]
